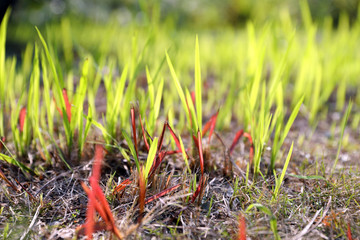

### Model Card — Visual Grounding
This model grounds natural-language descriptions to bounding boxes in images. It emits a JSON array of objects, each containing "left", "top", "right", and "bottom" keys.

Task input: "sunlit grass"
[{"left": 1, "top": 1, "right": 360, "bottom": 238}]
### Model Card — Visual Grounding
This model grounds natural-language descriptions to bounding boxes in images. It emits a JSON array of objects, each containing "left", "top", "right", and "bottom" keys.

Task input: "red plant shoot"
[
  {"left": 0, "top": 168, "right": 18, "bottom": 192},
  {"left": 139, "top": 113, "right": 150, "bottom": 151},
  {"left": 347, "top": 222, "right": 353, "bottom": 240},
  {"left": 62, "top": 88, "right": 72, "bottom": 122},
  {"left": 157, "top": 121, "right": 167, "bottom": 152},
  {"left": 54, "top": 88, "right": 72, "bottom": 122},
  {"left": 80, "top": 145, "right": 123, "bottom": 239},
  {"left": 202, "top": 111, "right": 219, "bottom": 142},
  {"left": 197, "top": 130, "right": 204, "bottom": 175},
  {"left": 237, "top": 214, "right": 247, "bottom": 240},
  {"left": 191, "top": 130, "right": 205, "bottom": 203},
  {"left": 130, "top": 107, "right": 138, "bottom": 158},
  {"left": 19, "top": 107, "right": 27, "bottom": 133},
  {"left": 191, "top": 91, "right": 196, "bottom": 106},
  {"left": 138, "top": 168, "right": 146, "bottom": 223},
  {"left": 0, "top": 136, "right": 5, "bottom": 151},
  {"left": 229, "top": 129, "right": 254, "bottom": 165},
  {"left": 113, "top": 179, "right": 132, "bottom": 194},
  {"left": 165, "top": 122, "right": 183, "bottom": 152},
  {"left": 145, "top": 184, "right": 181, "bottom": 204}
]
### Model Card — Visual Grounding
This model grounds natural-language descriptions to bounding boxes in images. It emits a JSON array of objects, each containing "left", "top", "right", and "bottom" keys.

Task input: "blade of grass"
[
  {"left": 165, "top": 51, "right": 192, "bottom": 130},
  {"left": 179, "top": 134, "right": 191, "bottom": 174},
  {"left": 165, "top": 122, "right": 182, "bottom": 151},
  {"left": 331, "top": 101, "right": 352, "bottom": 176},
  {"left": 138, "top": 167, "right": 146, "bottom": 223},
  {"left": 347, "top": 223, "right": 353, "bottom": 240},
  {"left": 62, "top": 89, "right": 72, "bottom": 122},
  {"left": 144, "top": 137, "right": 158, "bottom": 179},
  {"left": 195, "top": 35, "right": 202, "bottom": 132},
  {"left": 0, "top": 136, "right": 4, "bottom": 151},
  {"left": 246, "top": 204, "right": 280, "bottom": 240},
  {"left": 145, "top": 184, "right": 181, "bottom": 204},
  {"left": 113, "top": 179, "right": 132, "bottom": 194},
  {"left": 139, "top": 113, "right": 150, "bottom": 151},
  {"left": 36, "top": 27, "right": 72, "bottom": 148},
  {"left": 271, "top": 96, "right": 303, "bottom": 171},
  {"left": 0, "top": 168, "right": 18, "bottom": 192},
  {"left": 0, "top": 153, "right": 33, "bottom": 175},
  {"left": 197, "top": 130, "right": 204, "bottom": 175},
  {"left": 229, "top": 130, "right": 244, "bottom": 154},
  {"left": 122, "top": 130, "right": 140, "bottom": 172},
  {"left": 83, "top": 145, "right": 123, "bottom": 239},
  {"left": 186, "top": 89, "right": 198, "bottom": 132},
  {"left": 130, "top": 107, "right": 139, "bottom": 159},
  {"left": 273, "top": 142, "right": 294, "bottom": 200},
  {"left": 237, "top": 214, "right": 247, "bottom": 240},
  {"left": 0, "top": 9, "right": 10, "bottom": 136},
  {"left": 19, "top": 107, "right": 26, "bottom": 133}
]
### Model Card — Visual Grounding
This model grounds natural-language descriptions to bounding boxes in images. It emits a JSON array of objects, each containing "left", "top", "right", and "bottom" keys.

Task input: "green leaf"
[
  {"left": 331, "top": 101, "right": 352, "bottom": 175},
  {"left": 0, "top": 153, "right": 33, "bottom": 175},
  {"left": 144, "top": 137, "right": 158, "bottom": 179},
  {"left": 179, "top": 134, "right": 191, "bottom": 174},
  {"left": 273, "top": 142, "right": 294, "bottom": 199},
  {"left": 288, "top": 174, "right": 327, "bottom": 181},
  {"left": 246, "top": 204, "right": 280, "bottom": 240},
  {"left": 122, "top": 130, "right": 140, "bottom": 172},
  {"left": 166, "top": 51, "right": 191, "bottom": 130},
  {"left": 195, "top": 35, "right": 202, "bottom": 132}
]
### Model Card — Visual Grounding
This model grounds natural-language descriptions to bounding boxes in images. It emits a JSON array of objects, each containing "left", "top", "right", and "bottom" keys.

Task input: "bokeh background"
[
  {"left": 2, "top": 0, "right": 360, "bottom": 27},
  {"left": 2, "top": 0, "right": 360, "bottom": 61}
]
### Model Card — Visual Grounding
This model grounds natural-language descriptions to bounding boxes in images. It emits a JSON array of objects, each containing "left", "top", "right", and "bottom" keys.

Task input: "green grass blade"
[
  {"left": 185, "top": 89, "right": 198, "bottom": 132},
  {"left": 166, "top": 51, "right": 191, "bottom": 129},
  {"left": 154, "top": 77, "right": 164, "bottom": 121},
  {"left": 195, "top": 35, "right": 202, "bottom": 132},
  {"left": 246, "top": 204, "right": 280, "bottom": 240},
  {"left": 146, "top": 66, "right": 155, "bottom": 107},
  {"left": 0, "top": 8, "right": 10, "bottom": 136},
  {"left": 331, "top": 101, "right": 352, "bottom": 175},
  {"left": 111, "top": 64, "right": 128, "bottom": 124},
  {"left": 81, "top": 105, "right": 93, "bottom": 154},
  {"left": 122, "top": 130, "right": 140, "bottom": 172},
  {"left": 273, "top": 142, "right": 294, "bottom": 199},
  {"left": 280, "top": 96, "right": 303, "bottom": 146},
  {"left": 145, "top": 137, "right": 158, "bottom": 179},
  {"left": 91, "top": 118, "right": 115, "bottom": 144},
  {"left": 30, "top": 44, "right": 51, "bottom": 162},
  {"left": 72, "top": 58, "right": 89, "bottom": 155},
  {"left": 40, "top": 50, "right": 54, "bottom": 138},
  {"left": 300, "top": 0, "right": 313, "bottom": 30},
  {"left": 0, "top": 153, "right": 33, "bottom": 175},
  {"left": 288, "top": 174, "right": 327, "bottom": 181},
  {"left": 35, "top": 27, "right": 64, "bottom": 101},
  {"left": 36, "top": 27, "right": 72, "bottom": 147},
  {"left": 179, "top": 134, "right": 191, "bottom": 174}
]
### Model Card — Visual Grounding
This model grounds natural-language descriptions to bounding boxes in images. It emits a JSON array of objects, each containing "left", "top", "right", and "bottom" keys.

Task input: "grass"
[{"left": 0, "top": 1, "right": 360, "bottom": 239}]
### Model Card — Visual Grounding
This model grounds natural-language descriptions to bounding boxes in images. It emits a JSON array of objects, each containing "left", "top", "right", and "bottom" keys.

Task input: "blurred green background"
[
  {"left": 4, "top": 0, "right": 360, "bottom": 27},
  {"left": 2, "top": 0, "right": 360, "bottom": 59}
]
